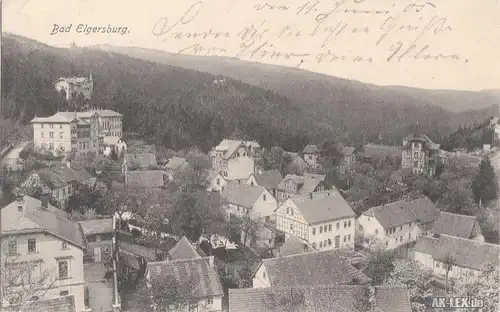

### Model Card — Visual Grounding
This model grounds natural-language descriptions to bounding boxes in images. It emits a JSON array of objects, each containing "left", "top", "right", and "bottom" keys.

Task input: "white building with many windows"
[{"left": 275, "top": 190, "right": 356, "bottom": 251}]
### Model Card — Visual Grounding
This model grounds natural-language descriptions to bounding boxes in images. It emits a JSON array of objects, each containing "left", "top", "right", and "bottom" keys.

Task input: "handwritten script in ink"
[{"left": 151, "top": 0, "right": 464, "bottom": 67}]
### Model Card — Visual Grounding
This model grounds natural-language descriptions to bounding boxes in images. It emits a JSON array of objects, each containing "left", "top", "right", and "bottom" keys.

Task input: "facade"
[
  {"left": 31, "top": 109, "right": 122, "bottom": 157},
  {"left": 276, "top": 190, "right": 356, "bottom": 250},
  {"left": 211, "top": 139, "right": 260, "bottom": 180},
  {"left": 356, "top": 197, "right": 439, "bottom": 250},
  {"left": 413, "top": 234, "right": 500, "bottom": 280},
  {"left": 431, "top": 211, "right": 484, "bottom": 241},
  {"left": 146, "top": 257, "right": 223, "bottom": 312},
  {"left": 1, "top": 194, "right": 87, "bottom": 311},
  {"left": 79, "top": 218, "right": 114, "bottom": 263},
  {"left": 276, "top": 173, "right": 326, "bottom": 202},
  {"left": 302, "top": 144, "right": 320, "bottom": 169},
  {"left": 206, "top": 170, "right": 228, "bottom": 193},
  {"left": 102, "top": 137, "right": 127, "bottom": 158},
  {"left": 401, "top": 134, "right": 440, "bottom": 176},
  {"left": 339, "top": 146, "right": 357, "bottom": 174},
  {"left": 246, "top": 169, "right": 282, "bottom": 198},
  {"left": 252, "top": 249, "right": 370, "bottom": 289},
  {"left": 54, "top": 74, "right": 93, "bottom": 100},
  {"left": 21, "top": 164, "right": 93, "bottom": 207}
]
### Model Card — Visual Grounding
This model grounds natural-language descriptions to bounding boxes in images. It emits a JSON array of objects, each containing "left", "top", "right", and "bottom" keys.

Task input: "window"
[
  {"left": 319, "top": 227, "right": 323, "bottom": 234},
  {"left": 336, "top": 222, "right": 340, "bottom": 230},
  {"left": 49, "top": 143, "right": 54, "bottom": 150},
  {"left": 265, "top": 216, "right": 270, "bottom": 223},
  {"left": 206, "top": 297, "right": 213, "bottom": 305},
  {"left": 188, "top": 302, "right": 198, "bottom": 312},
  {"left": 286, "top": 208, "right": 290, "bottom": 215},
  {"left": 8, "top": 240, "right": 17, "bottom": 255},
  {"left": 290, "top": 224, "right": 293, "bottom": 230},
  {"left": 17, "top": 204, "right": 23, "bottom": 212},
  {"left": 385, "top": 241, "right": 389, "bottom": 247},
  {"left": 348, "top": 220, "right": 351, "bottom": 227},
  {"left": 344, "top": 221, "right": 347, "bottom": 228},
  {"left": 41, "top": 132, "right": 44, "bottom": 138},
  {"left": 263, "top": 194, "right": 267, "bottom": 201},
  {"left": 328, "top": 224, "right": 332, "bottom": 231},
  {"left": 312, "top": 243, "right": 316, "bottom": 249},
  {"left": 368, "top": 217, "right": 371, "bottom": 221},
  {"left": 328, "top": 239, "right": 332, "bottom": 246},
  {"left": 344, "top": 235, "right": 347, "bottom": 242},
  {"left": 334, "top": 235, "right": 340, "bottom": 248},
  {"left": 28, "top": 239, "right": 36, "bottom": 253},
  {"left": 291, "top": 210, "right": 294, "bottom": 216},
  {"left": 375, "top": 229, "right": 379, "bottom": 235},
  {"left": 60, "top": 132, "right": 63, "bottom": 139},
  {"left": 60, "top": 124, "right": 63, "bottom": 129},
  {"left": 319, "top": 241, "right": 323, "bottom": 248},
  {"left": 41, "top": 123, "right": 44, "bottom": 128},
  {"left": 359, "top": 225, "right": 363, "bottom": 231},
  {"left": 312, "top": 227, "right": 316, "bottom": 235},
  {"left": 58, "top": 261, "right": 69, "bottom": 279},
  {"left": 399, "top": 236, "right": 403, "bottom": 242},
  {"left": 49, "top": 132, "right": 54, "bottom": 138},
  {"left": 263, "top": 271, "right": 266, "bottom": 278},
  {"left": 435, "top": 261, "right": 440, "bottom": 268},
  {"left": 250, "top": 181, "right": 254, "bottom": 186},
  {"left": 348, "top": 234, "right": 351, "bottom": 241},
  {"left": 62, "top": 242, "right": 68, "bottom": 249},
  {"left": 400, "top": 226, "right": 402, "bottom": 231},
  {"left": 50, "top": 124, "right": 54, "bottom": 128},
  {"left": 60, "top": 291, "right": 69, "bottom": 296},
  {"left": 324, "top": 240, "right": 327, "bottom": 247}
]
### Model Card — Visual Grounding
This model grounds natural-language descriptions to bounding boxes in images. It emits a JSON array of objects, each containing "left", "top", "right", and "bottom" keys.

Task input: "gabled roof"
[
  {"left": 32, "top": 166, "right": 92, "bottom": 189},
  {"left": 125, "top": 170, "right": 164, "bottom": 189},
  {"left": 4, "top": 295, "right": 76, "bottom": 312},
  {"left": 222, "top": 181, "right": 266, "bottom": 208},
  {"left": 147, "top": 257, "right": 223, "bottom": 298},
  {"left": 79, "top": 218, "right": 113, "bottom": 236},
  {"left": 78, "top": 109, "right": 122, "bottom": 118},
  {"left": 214, "top": 139, "right": 260, "bottom": 160},
  {"left": 258, "top": 249, "right": 371, "bottom": 288},
  {"left": 286, "top": 154, "right": 309, "bottom": 175},
  {"left": 277, "top": 173, "right": 326, "bottom": 194},
  {"left": 1, "top": 196, "right": 86, "bottom": 249},
  {"left": 287, "top": 190, "right": 356, "bottom": 225},
  {"left": 413, "top": 234, "right": 500, "bottom": 270},
  {"left": 117, "top": 240, "right": 158, "bottom": 261},
  {"left": 229, "top": 285, "right": 411, "bottom": 312},
  {"left": 302, "top": 144, "right": 319, "bottom": 154},
  {"left": 363, "top": 197, "right": 439, "bottom": 229},
  {"left": 277, "top": 235, "right": 315, "bottom": 257},
  {"left": 168, "top": 236, "right": 202, "bottom": 260},
  {"left": 125, "top": 153, "right": 157, "bottom": 168},
  {"left": 432, "top": 212, "right": 478, "bottom": 239},
  {"left": 251, "top": 169, "right": 282, "bottom": 190}
]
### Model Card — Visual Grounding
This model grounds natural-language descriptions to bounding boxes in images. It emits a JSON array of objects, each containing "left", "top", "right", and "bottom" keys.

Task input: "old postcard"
[{"left": 1, "top": 0, "right": 499, "bottom": 311}]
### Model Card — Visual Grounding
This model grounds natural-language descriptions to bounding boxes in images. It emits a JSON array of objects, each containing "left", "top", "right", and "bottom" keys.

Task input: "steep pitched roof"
[
  {"left": 289, "top": 190, "right": 356, "bottom": 225},
  {"left": 277, "top": 173, "right": 326, "bottom": 194},
  {"left": 229, "top": 285, "right": 411, "bottom": 312},
  {"left": 168, "top": 236, "right": 202, "bottom": 260},
  {"left": 303, "top": 144, "right": 319, "bottom": 154},
  {"left": 79, "top": 218, "right": 113, "bottom": 236},
  {"left": 117, "top": 240, "right": 158, "bottom": 261},
  {"left": 33, "top": 166, "right": 92, "bottom": 189},
  {"left": 251, "top": 169, "right": 282, "bottom": 190},
  {"left": 364, "top": 197, "right": 439, "bottom": 229},
  {"left": 125, "top": 170, "right": 164, "bottom": 189},
  {"left": 259, "top": 249, "right": 371, "bottom": 288},
  {"left": 215, "top": 139, "right": 260, "bottom": 159},
  {"left": 1, "top": 196, "right": 86, "bottom": 249},
  {"left": 277, "top": 235, "right": 315, "bottom": 257},
  {"left": 222, "top": 181, "right": 266, "bottom": 208},
  {"left": 286, "top": 154, "right": 309, "bottom": 175},
  {"left": 413, "top": 234, "right": 500, "bottom": 270},
  {"left": 147, "top": 257, "right": 223, "bottom": 298},
  {"left": 432, "top": 212, "right": 478, "bottom": 239},
  {"left": 125, "top": 153, "right": 157, "bottom": 168},
  {"left": 4, "top": 295, "right": 76, "bottom": 312}
]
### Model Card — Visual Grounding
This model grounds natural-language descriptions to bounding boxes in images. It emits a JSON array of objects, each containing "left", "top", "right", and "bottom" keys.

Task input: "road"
[{"left": 0, "top": 141, "right": 30, "bottom": 171}]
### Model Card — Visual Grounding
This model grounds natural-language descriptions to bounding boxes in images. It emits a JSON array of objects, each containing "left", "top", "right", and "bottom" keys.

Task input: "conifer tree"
[{"left": 472, "top": 158, "right": 498, "bottom": 206}]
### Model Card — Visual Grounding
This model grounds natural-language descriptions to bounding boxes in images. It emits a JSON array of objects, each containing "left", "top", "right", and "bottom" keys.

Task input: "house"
[
  {"left": 222, "top": 181, "right": 278, "bottom": 251},
  {"left": 79, "top": 218, "right": 114, "bottom": 263},
  {"left": 206, "top": 170, "right": 228, "bottom": 193},
  {"left": 252, "top": 249, "right": 371, "bottom": 288},
  {"left": 246, "top": 169, "right": 282, "bottom": 197},
  {"left": 4, "top": 295, "right": 76, "bottom": 312},
  {"left": 1, "top": 193, "right": 87, "bottom": 311},
  {"left": 123, "top": 153, "right": 157, "bottom": 171},
  {"left": 276, "top": 190, "right": 356, "bottom": 250},
  {"left": 284, "top": 153, "right": 309, "bottom": 175},
  {"left": 229, "top": 284, "right": 412, "bottom": 312},
  {"left": 302, "top": 144, "right": 320, "bottom": 168},
  {"left": 356, "top": 196, "right": 439, "bottom": 250},
  {"left": 21, "top": 164, "right": 93, "bottom": 207},
  {"left": 431, "top": 211, "right": 484, "bottom": 241},
  {"left": 124, "top": 170, "right": 165, "bottom": 190},
  {"left": 275, "top": 235, "right": 316, "bottom": 257},
  {"left": 358, "top": 144, "right": 402, "bottom": 166},
  {"left": 54, "top": 73, "right": 93, "bottom": 100},
  {"left": 102, "top": 137, "right": 127, "bottom": 158},
  {"left": 146, "top": 257, "right": 224, "bottom": 312},
  {"left": 401, "top": 134, "right": 440, "bottom": 176},
  {"left": 339, "top": 146, "right": 357, "bottom": 174},
  {"left": 276, "top": 173, "right": 326, "bottom": 202},
  {"left": 30, "top": 109, "right": 123, "bottom": 157},
  {"left": 167, "top": 236, "right": 202, "bottom": 260},
  {"left": 210, "top": 139, "right": 260, "bottom": 180},
  {"left": 413, "top": 234, "right": 500, "bottom": 280}
]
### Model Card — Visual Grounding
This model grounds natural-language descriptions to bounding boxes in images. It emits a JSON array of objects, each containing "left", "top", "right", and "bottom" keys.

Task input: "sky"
[{"left": 3, "top": 0, "right": 500, "bottom": 91}]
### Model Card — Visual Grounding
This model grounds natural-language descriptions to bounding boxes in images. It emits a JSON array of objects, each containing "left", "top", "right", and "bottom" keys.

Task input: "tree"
[
  {"left": 364, "top": 246, "right": 396, "bottom": 285},
  {"left": 385, "top": 259, "right": 435, "bottom": 312},
  {"left": 453, "top": 263, "right": 499, "bottom": 312},
  {"left": 262, "top": 146, "right": 291, "bottom": 176},
  {"left": 318, "top": 140, "right": 343, "bottom": 170},
  {"left": 472, "top": 158, "right": 498, "bottom": 206},
  {"left": 442, "top": 253, "right": 456, "bottom": 294}
]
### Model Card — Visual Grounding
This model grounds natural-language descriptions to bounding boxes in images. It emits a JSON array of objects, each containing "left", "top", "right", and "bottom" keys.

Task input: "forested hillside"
[{"left": 2, "top": 34, "right": 497, "bottom": 152}]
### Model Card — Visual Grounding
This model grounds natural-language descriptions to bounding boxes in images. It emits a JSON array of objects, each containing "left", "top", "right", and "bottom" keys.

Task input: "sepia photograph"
[{"left": 1, "top": 0, "right": 499, "bottom": 311}]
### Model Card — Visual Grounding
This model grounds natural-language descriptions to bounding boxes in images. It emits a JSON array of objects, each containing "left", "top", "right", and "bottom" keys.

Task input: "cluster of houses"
[{"left": 2, "top": 112, "right": 499, "bottom": 312}]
